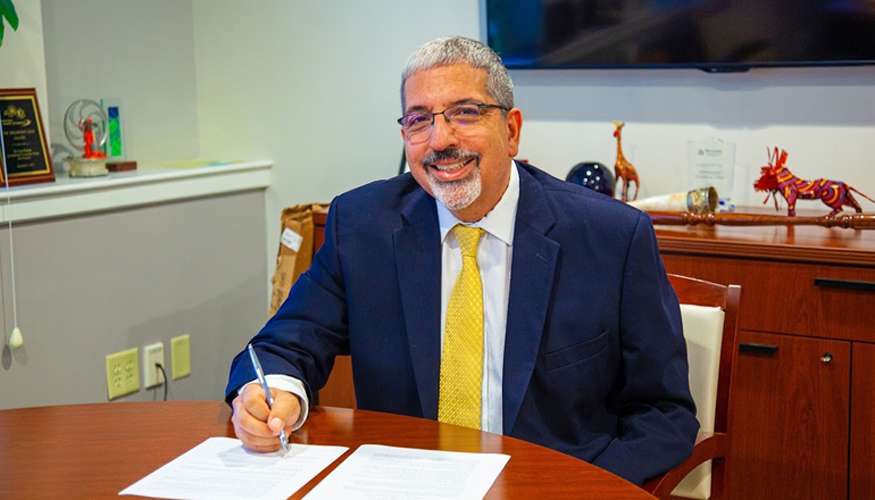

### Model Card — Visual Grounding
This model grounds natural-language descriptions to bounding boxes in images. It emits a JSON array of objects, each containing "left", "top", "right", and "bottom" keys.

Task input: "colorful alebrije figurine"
[
  {"left": 754, "top": 147, "right": 874, "bottom": 216},
  {"left": 613, "top": 121, "right": 640, "bottom": 202}
]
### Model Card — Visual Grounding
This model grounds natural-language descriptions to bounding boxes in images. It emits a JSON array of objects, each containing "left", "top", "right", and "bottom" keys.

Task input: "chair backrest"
[{"left": 667, "top": 274, "right": 741, "bottom": 499}]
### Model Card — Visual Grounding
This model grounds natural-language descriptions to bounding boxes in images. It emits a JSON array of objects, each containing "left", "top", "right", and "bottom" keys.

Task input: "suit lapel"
[
  {"left": 503, "top": 164, "right": 559, "bottom": 433},
  {"left": 393, "top": 190, "right": 442, "bottom": 419}
]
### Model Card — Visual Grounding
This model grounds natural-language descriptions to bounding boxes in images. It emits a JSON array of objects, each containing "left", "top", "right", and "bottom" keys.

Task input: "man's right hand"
[{"left": 231, "top": 383, "right": 300, "bottom": 452}]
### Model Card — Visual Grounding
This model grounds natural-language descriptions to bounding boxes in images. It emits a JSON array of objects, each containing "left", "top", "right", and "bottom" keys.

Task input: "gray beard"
[{"left": 427, "top": 168, "right": 482, "bottom": 212}]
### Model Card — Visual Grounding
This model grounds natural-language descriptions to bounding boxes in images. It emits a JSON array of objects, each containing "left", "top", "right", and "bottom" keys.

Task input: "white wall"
[
  {"left": 0, "top": 0, "right": 50, "bottom": 144},
  {"left": 33, "top": 0, "right": 872, "bottom": 276},
  {"left": 21, "top": 0, "right": 875, "bottom": 244},
  {"left": 191, "top": 0, "right": 480, "bottom": 278},
  {"left": 514, "top": 67, "right": 875, "bottom": 206},
  {"left": 0, "top": 191, "right": 268, "bottom": 409},
  {"left": 0, "top": 1, "right": 266, "bottom": 409},
  {"left": 41, "top": 0, "right": 200, "bottom": 163},
  {"left": 189, "top": 0, "right": 874, "bottom": 223}
]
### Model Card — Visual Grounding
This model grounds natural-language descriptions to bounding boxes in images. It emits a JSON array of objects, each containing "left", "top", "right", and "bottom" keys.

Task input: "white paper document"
[
  {"left": 303, "top": 444, "right": 510, "bottom": 500},
  {"left": 119, "top": 437, "right": 348, "bottom": 500}
]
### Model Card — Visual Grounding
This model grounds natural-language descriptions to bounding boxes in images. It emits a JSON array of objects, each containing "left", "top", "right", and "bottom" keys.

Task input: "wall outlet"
[
  {"left": 106, "top": 348, "right": 139, "bottom": 400},
  {"left": 171, "top": 334, "right": 191, "bottom": 380},
  {"left": 143, "top": 342, "right": 165, "bottom": 388}
]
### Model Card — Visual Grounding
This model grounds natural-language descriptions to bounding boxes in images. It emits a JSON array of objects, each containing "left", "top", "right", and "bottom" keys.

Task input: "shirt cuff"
[{"left": 239, "top": 374, "right": 310, "bottom": 431}]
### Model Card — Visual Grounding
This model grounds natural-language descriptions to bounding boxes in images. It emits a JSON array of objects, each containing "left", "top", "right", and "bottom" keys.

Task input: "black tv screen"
[{"left": 486, "top": 0, "right": 875, "bottom": 71}]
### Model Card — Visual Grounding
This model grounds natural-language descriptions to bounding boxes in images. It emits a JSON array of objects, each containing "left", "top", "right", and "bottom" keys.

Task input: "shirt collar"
[{"left": 437, "top": 160, "right": 519, "bottom": 246}]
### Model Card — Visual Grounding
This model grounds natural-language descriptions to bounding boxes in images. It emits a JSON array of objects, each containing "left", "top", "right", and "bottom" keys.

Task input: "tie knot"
[{"left": 452, "top": 225, "right": 484, "bottom": 257}]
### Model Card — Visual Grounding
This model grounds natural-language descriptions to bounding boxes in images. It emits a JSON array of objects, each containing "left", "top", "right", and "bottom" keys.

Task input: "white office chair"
[{"left": 644, "top": 274, "right": 741, "bottom": 500}]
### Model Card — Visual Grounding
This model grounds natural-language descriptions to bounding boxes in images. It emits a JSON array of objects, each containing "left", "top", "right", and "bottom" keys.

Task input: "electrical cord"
[
  {"left": 155, "top": 363, "right": 168, "bottom": 401},
  {"left": 0, "top": 115, "right": 22, "bottom": 348}
]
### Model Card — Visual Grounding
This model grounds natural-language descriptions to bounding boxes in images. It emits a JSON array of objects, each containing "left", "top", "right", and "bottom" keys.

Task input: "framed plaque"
[{"left": 0, "top": 88, "right": 55, "bottom": 186}]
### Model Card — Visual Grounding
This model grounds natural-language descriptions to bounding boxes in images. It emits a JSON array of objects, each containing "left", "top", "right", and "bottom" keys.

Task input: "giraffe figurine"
[{"left": 612, "top": 121, "right": 640, "bottom": 202}]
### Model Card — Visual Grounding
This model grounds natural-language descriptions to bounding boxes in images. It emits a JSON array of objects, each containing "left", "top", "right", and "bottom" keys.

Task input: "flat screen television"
[{"left": 485, "top": 0, "right": 875, "bottom": 72}]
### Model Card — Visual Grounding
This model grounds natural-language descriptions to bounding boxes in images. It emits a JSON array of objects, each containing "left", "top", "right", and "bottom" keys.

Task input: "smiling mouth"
[
  {"left": 426, "top": 157, "right": 477, "bottom": 182},
  {"left": 428, "top": 157, "right": 475, "bottom": 171}
]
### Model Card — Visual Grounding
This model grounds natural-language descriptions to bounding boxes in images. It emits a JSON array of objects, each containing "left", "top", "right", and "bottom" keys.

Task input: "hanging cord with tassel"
[{"left": 0, "top": 115, "right": 22, "bottom": 348}]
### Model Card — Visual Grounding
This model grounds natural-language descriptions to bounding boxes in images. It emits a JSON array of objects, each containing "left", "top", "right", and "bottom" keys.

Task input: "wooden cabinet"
[{"left": 656, "top": 215, "right": 875, "bottom": 500}]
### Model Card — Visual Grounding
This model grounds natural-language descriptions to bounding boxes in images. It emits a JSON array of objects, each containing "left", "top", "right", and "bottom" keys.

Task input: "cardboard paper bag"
[{"left": 269, "top": 203, "right": 327, "bottom": 317}]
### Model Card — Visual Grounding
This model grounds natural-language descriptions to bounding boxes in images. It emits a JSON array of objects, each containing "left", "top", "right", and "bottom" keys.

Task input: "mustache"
[{"left": 421, "top": 148, "right": 480, "bottom": 167}]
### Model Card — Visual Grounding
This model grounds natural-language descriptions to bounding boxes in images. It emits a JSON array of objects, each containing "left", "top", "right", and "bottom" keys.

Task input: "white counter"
[{"left": 0, "top": 160, "right": 272, "bottom": 223}]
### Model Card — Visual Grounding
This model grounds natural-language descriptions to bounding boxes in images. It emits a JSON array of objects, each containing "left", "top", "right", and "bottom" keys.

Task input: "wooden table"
[{"left": 0, "top": 401, "right": 654, "bottom": 499}]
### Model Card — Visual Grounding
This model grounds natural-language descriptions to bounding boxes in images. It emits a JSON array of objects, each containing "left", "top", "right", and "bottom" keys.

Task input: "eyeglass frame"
[{"left": 396, "top": 103, "right": 509, "bottom": 138}]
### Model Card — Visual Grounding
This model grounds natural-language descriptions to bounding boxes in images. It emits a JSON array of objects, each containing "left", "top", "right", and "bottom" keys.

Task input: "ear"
[{"left": 505, "top": 108, "right": 523, "bottom": 158}]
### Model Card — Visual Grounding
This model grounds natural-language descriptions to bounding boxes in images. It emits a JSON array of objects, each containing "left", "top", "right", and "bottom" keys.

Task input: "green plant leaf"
[
  {"left": 0, "top": 0, "right": 19, "bottom": 31},
  {"left": 0, "top": 18, "right": 5, "bottom": 48}
]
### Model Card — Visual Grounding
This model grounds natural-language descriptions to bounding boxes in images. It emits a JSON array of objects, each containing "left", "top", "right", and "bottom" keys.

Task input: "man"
[{"left": 227, "top": 35, "right": 697, "bottom": 486}]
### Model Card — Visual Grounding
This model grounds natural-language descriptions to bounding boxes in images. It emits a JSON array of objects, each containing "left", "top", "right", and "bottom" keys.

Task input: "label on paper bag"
[{"left": 281, "top": 228, "right": 303, "bottom": 252}]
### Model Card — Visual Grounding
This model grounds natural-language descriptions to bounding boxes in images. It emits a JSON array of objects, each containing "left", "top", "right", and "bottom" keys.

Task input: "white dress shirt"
[
  {"left": 436, "top": 161, "right": 519, "bottom": 433},
  {"left": 254, "top": 161, "right": 520, "bottom": 433}
]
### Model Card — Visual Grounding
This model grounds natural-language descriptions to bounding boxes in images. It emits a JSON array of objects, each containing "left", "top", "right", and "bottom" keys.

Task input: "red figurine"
[
  {"left": 79, "top": 118, "right": 106, "bottom": 159},
  {"left": 754, "top": 147, "right": 874, "bottom": 216}
]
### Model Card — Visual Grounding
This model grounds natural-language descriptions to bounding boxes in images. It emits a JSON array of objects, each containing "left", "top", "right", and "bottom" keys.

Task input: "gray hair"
[{"left": 400, "top": 36, "right": 514, "bottom": 112}]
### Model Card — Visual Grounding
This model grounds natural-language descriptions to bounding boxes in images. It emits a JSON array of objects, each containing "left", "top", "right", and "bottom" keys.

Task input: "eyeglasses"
[{"left": 397, "top": 103, "right": 508, "bottom": 143}]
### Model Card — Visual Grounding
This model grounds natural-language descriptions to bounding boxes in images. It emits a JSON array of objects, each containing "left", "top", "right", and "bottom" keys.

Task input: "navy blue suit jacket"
[{"left": 227, "top": 162, "right": 698, "bottom": 485}]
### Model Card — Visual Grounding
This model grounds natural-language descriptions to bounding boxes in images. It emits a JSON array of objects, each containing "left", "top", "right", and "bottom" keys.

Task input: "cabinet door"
[
  {"left": 730, "top": 331, "right": 850, "bottom": 499},
  {"left": 851, "top": 342, "right": 875, "bottom": 500}
]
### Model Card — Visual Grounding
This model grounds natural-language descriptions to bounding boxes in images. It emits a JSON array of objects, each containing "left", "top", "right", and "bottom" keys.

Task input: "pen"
[{"left": 247, "top": 343, "right": 291, "bottom": 454}]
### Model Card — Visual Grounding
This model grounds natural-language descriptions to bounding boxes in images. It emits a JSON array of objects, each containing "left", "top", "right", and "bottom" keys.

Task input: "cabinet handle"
[
  {"left": 821, "top": 353, "right": 833, "bottom": 363},
  {"left": 739, "top": 343, "right": 778, "bottom": 355},
  {"left": 814, "top": 278, "right": 875, "bottom": 292}
]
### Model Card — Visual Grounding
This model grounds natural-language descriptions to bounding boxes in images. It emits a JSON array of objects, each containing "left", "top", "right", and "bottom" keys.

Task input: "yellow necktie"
[{"left": 438, "top": 225, "right": 486, "bottom": 430}]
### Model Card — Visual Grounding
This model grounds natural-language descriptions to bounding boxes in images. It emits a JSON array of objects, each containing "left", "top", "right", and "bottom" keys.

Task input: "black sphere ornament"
[{"left": 566, "top": 162, "right": 615, "bottom": 198}]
